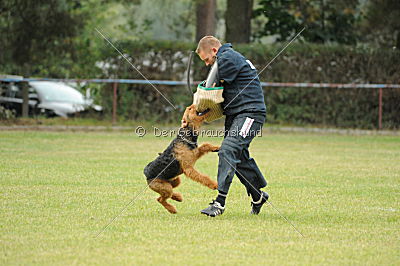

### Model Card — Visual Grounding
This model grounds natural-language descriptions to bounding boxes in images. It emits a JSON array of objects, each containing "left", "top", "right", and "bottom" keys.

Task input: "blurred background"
[{"left": 0, "top": 0, "right": 399, "bottom": 129}]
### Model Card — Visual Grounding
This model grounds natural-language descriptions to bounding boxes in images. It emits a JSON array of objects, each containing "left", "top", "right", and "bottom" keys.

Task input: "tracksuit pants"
[{"left": 217, "top": 112, "right": 267, "bottom": 195}]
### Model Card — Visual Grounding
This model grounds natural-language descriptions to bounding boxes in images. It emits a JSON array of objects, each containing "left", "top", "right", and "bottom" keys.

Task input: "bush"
[{"left": 0, "top": 106, "right": 16, "bottom": 120}]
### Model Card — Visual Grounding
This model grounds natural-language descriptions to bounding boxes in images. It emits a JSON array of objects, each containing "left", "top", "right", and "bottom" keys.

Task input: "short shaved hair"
[{"left": 196, "top": 36, "right": 222, "bottom": 54}]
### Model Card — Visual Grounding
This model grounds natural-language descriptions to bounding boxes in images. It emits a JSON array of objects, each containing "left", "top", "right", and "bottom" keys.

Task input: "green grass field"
[{"left": 1, "top": 130, "right": 399, "bottom": 265}]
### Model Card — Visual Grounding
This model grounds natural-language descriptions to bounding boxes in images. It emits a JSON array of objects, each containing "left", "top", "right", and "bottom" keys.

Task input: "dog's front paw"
[
  {"left": 212, "top": 146, "right": 220, "bottom": 152},
  {"left": 208, "top": 180, "right": 218, "bottom": 190}
]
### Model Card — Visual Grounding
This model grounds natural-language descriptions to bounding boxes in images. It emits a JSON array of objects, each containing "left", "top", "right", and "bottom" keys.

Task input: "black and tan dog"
[{"left": 144, "top": 104, "right": 219, "bottom": 214}]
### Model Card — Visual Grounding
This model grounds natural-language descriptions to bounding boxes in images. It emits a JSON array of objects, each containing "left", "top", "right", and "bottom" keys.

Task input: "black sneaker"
[
  {"left": 201, "top": 200, "right": 225, "bottom": 217},
  {"left": 251, "top": 191, "right": 269, "bottom": 215}
]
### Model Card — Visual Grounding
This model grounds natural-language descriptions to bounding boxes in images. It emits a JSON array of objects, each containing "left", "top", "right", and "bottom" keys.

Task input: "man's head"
[{"left": 196, "top": 36, "right": 222, "bottom": 66}]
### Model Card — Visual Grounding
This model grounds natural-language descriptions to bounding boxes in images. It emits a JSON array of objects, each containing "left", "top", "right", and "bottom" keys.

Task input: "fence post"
[
  {"left": 21, "top": 81, "right": 29, "bottom": 117},
  {"left": 378, "top": 87, "right": 382, "bottom": 130},
  {"left": 112, "top": 82, "right": 118, "bottom": 125}
]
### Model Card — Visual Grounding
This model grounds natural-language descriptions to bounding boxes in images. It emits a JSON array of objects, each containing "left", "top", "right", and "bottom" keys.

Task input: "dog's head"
[{"left": 180, "top": 104, "right": 210, "bottom": 131}]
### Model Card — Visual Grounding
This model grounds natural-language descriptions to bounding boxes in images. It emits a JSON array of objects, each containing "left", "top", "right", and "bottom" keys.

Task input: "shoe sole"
[{"left": 200, "top": 211, "right": 223, "bottom": 217}]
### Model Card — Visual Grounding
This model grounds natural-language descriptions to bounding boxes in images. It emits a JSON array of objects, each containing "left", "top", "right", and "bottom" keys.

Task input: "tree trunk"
[
  {"left": 225, "top": 0, "right": 253, "bottom": 43},
  {"left": 195, "top": 0, "right": 217, "bottom": 42}
]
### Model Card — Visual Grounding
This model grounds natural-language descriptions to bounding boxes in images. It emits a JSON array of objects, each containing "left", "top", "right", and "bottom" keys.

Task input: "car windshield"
[{"left": 30, "top": 81, "right": 85, "bottom": 104}]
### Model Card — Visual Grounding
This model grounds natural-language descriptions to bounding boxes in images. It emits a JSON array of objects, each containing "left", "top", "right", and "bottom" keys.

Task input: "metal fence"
[{"left": 1, "top": 77, "right": 399, "bottom": 129}]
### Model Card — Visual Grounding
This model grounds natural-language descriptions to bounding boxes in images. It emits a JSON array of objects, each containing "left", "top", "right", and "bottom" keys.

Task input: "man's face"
[{"left": 198, "top": 47, "right": 218, "bottom": 66}]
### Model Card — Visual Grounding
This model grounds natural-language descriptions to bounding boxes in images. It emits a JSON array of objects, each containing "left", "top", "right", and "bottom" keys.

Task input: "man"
[{"left": 196, "top": 36, "right": 269, "bottom": 217}]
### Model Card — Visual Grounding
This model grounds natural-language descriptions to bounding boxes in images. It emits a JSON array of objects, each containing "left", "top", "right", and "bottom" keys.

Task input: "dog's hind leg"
[
  {"left": 157, "top": 196, "right": 177, "bottom": 214},
  {"left": 169, "top": 176, "right": 181, "bottom": 188},
  {"left": 148, "top": 178, "right": 177, "bottom": 214},
  {"left": 169, "top": 176, "right": 183, "bottom": 202},
  {"left": 183, "top": 167, "right": 218, "bottom": 190},
  {"left": 171, "top": 192, "right": 183, "bottom": 202}
]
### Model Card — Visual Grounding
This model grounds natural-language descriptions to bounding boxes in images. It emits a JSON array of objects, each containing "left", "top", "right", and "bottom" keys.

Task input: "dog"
[{"left": 144, "top": 104, "right": 220, "bottom": 214}]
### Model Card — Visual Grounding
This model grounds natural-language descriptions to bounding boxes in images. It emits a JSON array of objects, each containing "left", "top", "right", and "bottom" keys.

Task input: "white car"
[{"left": 0, "top": 81, "right": 102, "bottom": 117}]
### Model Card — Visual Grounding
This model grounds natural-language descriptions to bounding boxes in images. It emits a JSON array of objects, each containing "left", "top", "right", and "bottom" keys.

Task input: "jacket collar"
[{"left": 217, "top": 43, "right": 233, "bottom": 57}]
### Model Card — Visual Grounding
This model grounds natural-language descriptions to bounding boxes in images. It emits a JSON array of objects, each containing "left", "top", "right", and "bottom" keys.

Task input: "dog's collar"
[
  {"left": 178, "top": 127, "right": 198, "bottom": 146},
  {"left": 180, "top": 136, "right": 197, "bottom": 146}
]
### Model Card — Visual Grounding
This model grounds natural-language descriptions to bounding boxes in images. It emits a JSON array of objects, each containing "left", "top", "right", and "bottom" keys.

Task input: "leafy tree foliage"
[
  {"left": 253, "top": 0, "right": 360, "bottom": 44},
  {"left": 0, "top": 0, "right": 88, "bottom": 76},
  {"left": 361, "top": 0, "right": 400, "bottom": 48}
]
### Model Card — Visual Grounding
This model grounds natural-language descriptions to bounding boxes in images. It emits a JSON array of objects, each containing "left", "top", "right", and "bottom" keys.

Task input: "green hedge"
[
  {"left": 240, "top": 43, "right": 400, "bottom": 129},
  {"left": 93, "top": 40, "right": 399, "bottom": 128}
]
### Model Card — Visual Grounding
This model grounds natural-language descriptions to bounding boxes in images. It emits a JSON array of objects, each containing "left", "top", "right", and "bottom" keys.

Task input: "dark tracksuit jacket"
[{"left": 216, "top": 43, "right": 267, "bottom": 194}]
